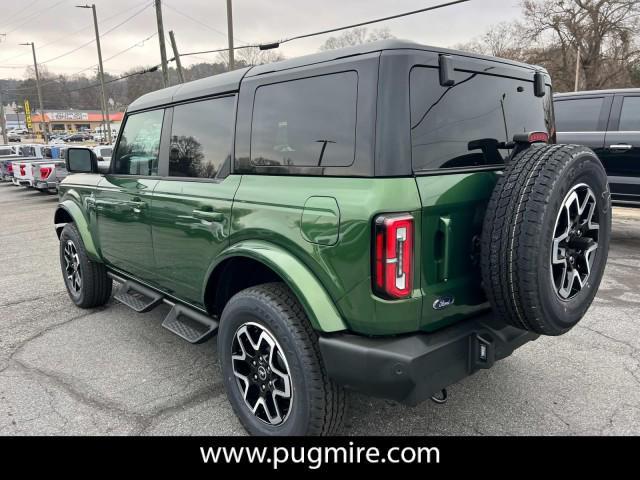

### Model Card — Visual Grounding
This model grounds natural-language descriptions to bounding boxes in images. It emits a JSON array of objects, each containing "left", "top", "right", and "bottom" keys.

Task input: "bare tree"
[
  {"left": 319, "top": 27, "right": 394, "bottom": 51},
  {"left": 522, "top": 0, "right": 640, "bottom": 90},
  {"left": 217, "top": 47, "right": 285, "bottom": 70},
  {"left": 457, "top": 22, "right": 528, "bottom": 60}
]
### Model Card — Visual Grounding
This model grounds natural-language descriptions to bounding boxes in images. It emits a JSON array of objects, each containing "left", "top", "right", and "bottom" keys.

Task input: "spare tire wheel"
[{"left": 481, "top": 144, "right": 611, "bottom": 336}]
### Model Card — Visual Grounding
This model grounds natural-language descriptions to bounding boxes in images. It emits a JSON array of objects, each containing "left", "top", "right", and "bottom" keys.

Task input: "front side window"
[
  {"left": 618, "top": 96, "right": 640, "bottom": 131},
  {"left": 169, "top": 96, "right": 235, "bottom": 178},
  {"left": 250, "top": 72, "right": 357, "bottom": 168},
  {"left": 554, "top": 98, "right": 604, "bottom": 132},
  {"left": 113, "top": 109, "right": 164, "bottom": 176}
]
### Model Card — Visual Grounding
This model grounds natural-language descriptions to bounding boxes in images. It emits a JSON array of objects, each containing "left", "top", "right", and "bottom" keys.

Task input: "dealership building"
[{"left": 28, "top": 110, "right": 124, "bottom": 133}]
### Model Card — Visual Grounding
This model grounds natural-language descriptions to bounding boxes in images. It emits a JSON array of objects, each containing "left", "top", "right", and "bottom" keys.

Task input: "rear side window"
[
  {"left": 250, "top": 72, "right": 357, "bottom": 168},
  {"left": 113, "top": 109, "right": 164, "bottom": 176},
  {"left": 169, "top": 96, "right": 235, "bottom": 178},
  {"left": 410, "top": 67, "right": 551, "bottom": 171},
  {"left": 618, "top": 96, "right": 640, "bottom": 131},
  {"left": 554, "top": 98, "right": 604, "bottom": 132}
]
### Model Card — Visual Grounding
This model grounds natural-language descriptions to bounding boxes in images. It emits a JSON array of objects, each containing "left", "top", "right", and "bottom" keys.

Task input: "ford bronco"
[{"left": 54, "top": 40, "right": 611, "bottom": 436}]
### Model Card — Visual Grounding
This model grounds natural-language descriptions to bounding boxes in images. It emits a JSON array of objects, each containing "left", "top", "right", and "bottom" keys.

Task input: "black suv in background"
[{"left": 555, "top": 89, "right": 640, "bottom": 207}]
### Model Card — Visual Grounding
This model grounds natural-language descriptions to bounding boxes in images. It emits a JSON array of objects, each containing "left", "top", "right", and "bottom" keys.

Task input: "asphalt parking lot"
[{"left": 0, "top": 182, "right": 638, "bottom": 436}]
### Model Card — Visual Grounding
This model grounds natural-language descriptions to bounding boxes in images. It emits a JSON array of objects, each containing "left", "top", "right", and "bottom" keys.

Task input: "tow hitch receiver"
[{"left": 469, "top": 333, "right": 496, "bottom": 370}]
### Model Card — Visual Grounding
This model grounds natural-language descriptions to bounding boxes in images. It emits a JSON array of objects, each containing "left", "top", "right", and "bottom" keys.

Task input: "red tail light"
[
  {"left": 373, "top": 213, "right": 414, "bottom": 299},
  {"left": 7, "top": 164, "right": 13, "bottom": 173},
  {"left": 40, "top": 166, "right": 52, "bottom": 180},
  {"left": 19, "top": 164, "right": 25, "bottom": 176},
  {"left": 528, "top": 131, "right": 549, "bottom": 143},
  {"left": 514, "top": 131, "right": 549, "bottom": 144}
]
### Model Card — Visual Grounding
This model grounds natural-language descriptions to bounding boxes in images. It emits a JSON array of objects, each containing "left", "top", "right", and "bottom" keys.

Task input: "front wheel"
[
  {"left": 59, "top": 223, "right": 112, "bottom": 308},
  {"left": 218, "top": 283, "right": 345, "bottom": 436}
]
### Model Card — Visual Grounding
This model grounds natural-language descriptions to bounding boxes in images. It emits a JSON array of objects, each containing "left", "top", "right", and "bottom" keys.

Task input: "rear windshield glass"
[{"left": 410, "top": 67, "right": 553, "bottom": 171}]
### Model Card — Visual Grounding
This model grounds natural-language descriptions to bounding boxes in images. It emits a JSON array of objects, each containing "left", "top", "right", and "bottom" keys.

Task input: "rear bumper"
[
  {"left": 318, "top": 313, "right": 538, "bottom": 406},
  {"left": 35, "top": 181, "right": 57, "bottom": 190}
]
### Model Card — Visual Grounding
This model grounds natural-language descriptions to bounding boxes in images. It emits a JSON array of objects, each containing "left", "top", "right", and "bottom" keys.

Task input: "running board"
[
  {"left": 162, "top": 304, "right": 219, "bottom": 344},
  {"left": 113, "top": 280, "right": 163, "bottom": 313}
]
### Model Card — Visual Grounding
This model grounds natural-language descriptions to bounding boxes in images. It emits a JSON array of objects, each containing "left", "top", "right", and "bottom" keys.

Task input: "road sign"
[{"left": 24, "top": 100, "right": 32, "bottom": 130}]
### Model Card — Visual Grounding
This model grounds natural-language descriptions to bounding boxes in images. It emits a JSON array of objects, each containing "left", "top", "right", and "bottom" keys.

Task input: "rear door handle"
[
  {"left": 608, "top": 144, "right": 633, "bottom": 151},
  {"left": 192, "top": 209, "right": 224, "bottom": 222}
]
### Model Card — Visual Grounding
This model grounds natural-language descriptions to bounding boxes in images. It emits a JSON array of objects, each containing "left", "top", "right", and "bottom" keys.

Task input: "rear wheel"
[
  {"left": 218, "top": 283, "right": 345, "bottom": 436},
  {"left": 481, "top": 144, "right": 611, "bottom": 336}
]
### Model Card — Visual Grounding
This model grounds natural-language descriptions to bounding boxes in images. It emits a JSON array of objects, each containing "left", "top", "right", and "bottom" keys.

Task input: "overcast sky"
[{"left": 0, "top": 0, "right": 522, "bottom": 79}]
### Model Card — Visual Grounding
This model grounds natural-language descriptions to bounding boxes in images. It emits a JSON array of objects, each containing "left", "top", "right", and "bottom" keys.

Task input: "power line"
[
  {"left": 61, "top": 65, "right": 162, "bottom": 93},
  {"left": 178, "top": 0, "right": 472, "bottom": 57},
  {"left": 3, "top": 0, "right": 472, "bottom": 97},
  {"left": 4, "top": 0, "right": 68, "bottom": 35},
  {"left": 163, "top": 1, "right": 245, "bottom": 43},
  {"left": 0, "top": 0, "right": 151, "bottom": 64},
  {"left": 39, "top": 1, "right": 154, "bottom": 65},
  {"left": 0, "top": 0, "right": 43, "bottom": 31},
  {"left": 277, "top": 0, "right": 470, "bottom": 46},
  {"left": 2, "top": 32, "right": 160, "bottom": 93}
]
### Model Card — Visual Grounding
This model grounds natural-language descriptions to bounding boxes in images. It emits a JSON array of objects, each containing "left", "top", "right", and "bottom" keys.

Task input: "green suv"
[{"left": 55, "top": 40, "right": 611, "bottom": 436}]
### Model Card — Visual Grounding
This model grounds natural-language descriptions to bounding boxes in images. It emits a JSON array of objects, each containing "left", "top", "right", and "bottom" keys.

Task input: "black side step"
[
  {"left": 162, "top": 304, "right": 219, "bottom": 344},
  {"left": 113, "top": 280, "right": 164, "bottom": 313}
]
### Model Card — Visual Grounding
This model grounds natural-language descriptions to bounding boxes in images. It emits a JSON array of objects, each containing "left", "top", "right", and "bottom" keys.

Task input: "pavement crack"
[
  {"left": 577, "top": 324, "right": 639, "bottom": 354},
  {"left": 0, "top": 291, "right": 66, "bottom": 309}
]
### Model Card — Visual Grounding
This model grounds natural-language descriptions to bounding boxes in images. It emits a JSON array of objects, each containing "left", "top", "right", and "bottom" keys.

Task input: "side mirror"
[{"left": 65, "top": 147, "right": 98, "bottom": 173}]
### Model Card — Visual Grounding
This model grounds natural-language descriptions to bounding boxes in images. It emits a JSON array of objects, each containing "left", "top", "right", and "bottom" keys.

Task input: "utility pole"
[
  {"left": 21, "top": 42, "right": 48, "bottom": 142},
  {"left": 154, "top": 0, "right": 169, "bottom": 87},
  {"left": 77, "top": 4, "right": 112, "bottom": 144},
  {"left": 574, "top": 47, "right": 581, "bottom": 92},
  {"left": 0, "top": 89, "right": 7, "bottom": 144},
  {"left": 226, "top": 0, "right": 234, "bottom": 71},
  {"left": 0, "top": 35, "right": 7, "bottom": 143},
  {"left": 168, "top": 30, "right": 185, "bottom": 84}
]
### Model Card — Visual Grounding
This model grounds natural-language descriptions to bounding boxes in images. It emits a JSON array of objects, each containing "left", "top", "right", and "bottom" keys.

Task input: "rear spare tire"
[{"left": 481, "top": 144, "right": 611, "bottom": 336}]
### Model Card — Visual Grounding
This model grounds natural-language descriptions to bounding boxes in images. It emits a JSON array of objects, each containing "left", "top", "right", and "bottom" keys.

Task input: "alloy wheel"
[
  {"left": 63, "top": 239, "right": 82, "bottom": 294},
  {"left": 551, "top": 183, "right": 599, "bottom": 300},
  {"left": 231, "top": 322, "right": 293, "bottom": 425}
]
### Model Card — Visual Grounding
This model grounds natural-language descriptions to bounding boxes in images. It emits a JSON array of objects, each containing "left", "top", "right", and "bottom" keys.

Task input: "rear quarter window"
[
  {"left": 410, "top": 67, "right": 551, "bottom": 172},
  {"left": 250, "top": 71, "right": 357, "bottom": 168}
]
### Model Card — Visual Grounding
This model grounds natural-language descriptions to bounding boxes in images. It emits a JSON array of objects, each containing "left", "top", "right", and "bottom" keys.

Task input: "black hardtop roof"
[
  {"left": 127, "top": 39, "right": 547, "bottom": 112},
  {"left": 555, "top": 88, "right": 640, "bottom": 98}
]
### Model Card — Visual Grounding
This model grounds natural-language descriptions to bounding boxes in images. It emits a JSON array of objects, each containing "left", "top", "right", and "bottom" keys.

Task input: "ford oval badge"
[{"left": 433, "top": 296, "right": 455, "bottom": 310}]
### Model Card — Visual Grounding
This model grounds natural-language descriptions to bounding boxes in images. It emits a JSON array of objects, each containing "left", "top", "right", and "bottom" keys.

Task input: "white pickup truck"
[{"left": 34, "top": 160, "right": 67, "bottom": 192}]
